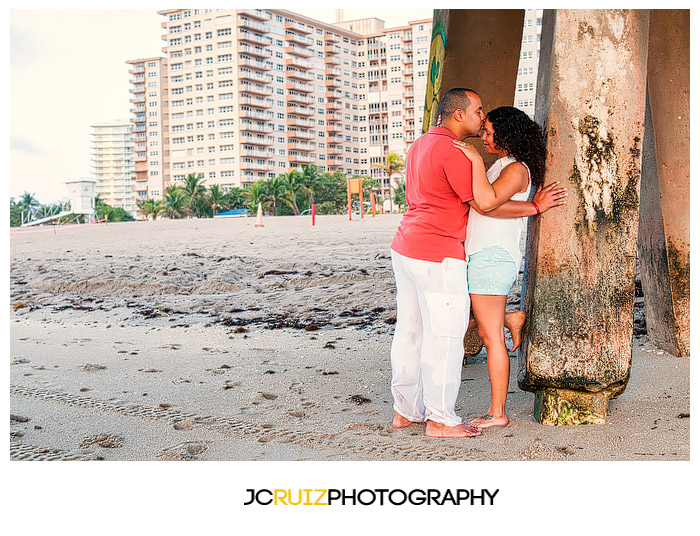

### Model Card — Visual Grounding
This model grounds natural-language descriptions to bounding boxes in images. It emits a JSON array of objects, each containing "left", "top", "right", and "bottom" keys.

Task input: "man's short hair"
[{"left": 439, "top": 88, "right": 479, "bottom": 119}]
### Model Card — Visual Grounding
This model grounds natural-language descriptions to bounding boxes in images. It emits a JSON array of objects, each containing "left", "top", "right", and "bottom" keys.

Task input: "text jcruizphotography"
[{"left": 244, "top": 488, "right": 499, "bottom": 506}]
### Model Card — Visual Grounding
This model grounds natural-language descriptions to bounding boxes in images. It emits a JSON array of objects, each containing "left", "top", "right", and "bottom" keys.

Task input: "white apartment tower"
[
  {"left": 515, "top": 9, "right": 543, "bottom": 117},
  {"left": 89, "top": 120, "right": 135, "bottom": 216},
  {"left": 125, "top": 57, "right": 169, "bottom": 202}
]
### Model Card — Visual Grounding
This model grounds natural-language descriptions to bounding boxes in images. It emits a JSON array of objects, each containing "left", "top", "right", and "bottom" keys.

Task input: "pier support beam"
[
  {"left": 638, "top": 10, "right": 690, "bottom": 357},
  {"left": 519, "top": 10, "right": 650, "bottom": 424},
  {"left": 423, "top": 9, "right": 524, "bottom": 132}
]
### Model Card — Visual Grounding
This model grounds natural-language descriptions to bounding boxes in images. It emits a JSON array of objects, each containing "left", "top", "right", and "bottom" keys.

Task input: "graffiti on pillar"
[{"left": 422, "top": 20, "right": 446, "bottom": 133}]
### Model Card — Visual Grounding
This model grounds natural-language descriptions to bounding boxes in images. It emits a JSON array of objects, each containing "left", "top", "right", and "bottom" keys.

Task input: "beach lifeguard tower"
[{"left": 64, "top": 179, "right": 97, "bottom": 223}]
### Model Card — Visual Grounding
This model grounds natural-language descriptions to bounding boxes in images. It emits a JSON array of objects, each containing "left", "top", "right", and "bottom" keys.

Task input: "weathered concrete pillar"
[
  {"left": 422, "top": 9, "right": 524, "bottom": 132},
  {"left": 519, "top": 10, "right": 650, "bottom": 425},
  {"left": 639, "top": 10, "right": 690, "bottom": 357},
  {"left": 637, "top": 91, "right": 678, "bottom": 354}
]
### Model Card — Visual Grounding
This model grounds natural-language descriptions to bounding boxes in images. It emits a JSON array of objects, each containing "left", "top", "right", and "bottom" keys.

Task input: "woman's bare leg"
[{"left": 468, "top": 294, "right": 510, "bottom": 428}]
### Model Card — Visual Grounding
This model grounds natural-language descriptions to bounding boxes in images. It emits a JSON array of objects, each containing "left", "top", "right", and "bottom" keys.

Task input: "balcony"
[
  {"left": 287, "top": 141, "right": 313, "bottom": 152},
  {"left": 287, "top": 105, "right": 314, "bottom": 116},
  {"left": 238, "top": 69, "right": 273, "bottom": 84},
  {"left": 239, "top": 43, "right": 272, "bottom": 58},
  {"left": 240, "top": 161, "right": 275, "bottom": 171},
  {"left": 325, "top": 89, "right": 343, "bottom": 100},
  {"left": 325, "top": 78, "right": 341, "bottom": 88},
  {"left": 240, "top": 147, "right": 272, "bottom": 158},
  {"left": 403, "top": 55, "right": 413, "bottom": 64},
  {"left": 286, "top": 45, "right": 314, "bottom": 58},
  {"left": 325, "top": 66, "right": 342, "bottom": 77},
  {"left": 285, "top": 32, "right": 314, "bottom": 47},
  {"left": 324, "top": 44, "right": 341, "bottom": 55},
  {"left": 240, "top": 120, "right": 274, "bottom": 133},
  {"left": 129, "top": 65, "right": 145, "bottom": 75},
  {"left": 238, "top": 17, "right": 271, "bottom": 33},
  {"left": 238, "top": 31, "right": 270, "bottom": 47},
  {"left": 403, "top": 78, "right": 414, "bottom": 87},
  {"left": 326, "top": 123, "right": 343, "bottom": 134},
  {"left": 288, "top": 154, "right": 315, "bottom": 164},
  {"left": 286, "top": 81, "right": 314, "bottom": 94},
  {"left": 327, "top": 146, "right": 343, "bottom": 155},
  {"left": 240, "top": 135, "right": 274, "bottom": 146},
  {"left": 287, "top": 92, "right": 316, "bottom": 105},
  {"left": 404, "top": 122, "right": 415, "bottom": 131},
  {"left": 239, "top": 108, "right": 271, "bottom": 120},
  {"left": 324, "top": 33, "right": 340, "bottom": 43},
  {"left": 284, "top": 21, "right": 312, "bottom": 34},
  {"left": 326, "top": 100, "right": 343, "bottom": 111},
  {"left": 402, "top": 33, "right": 413, "bottom": 41},
  {"left": 403, "top": 89, "right": 414, "bottom": 98},
  {"left": 325, "top": 55, "right": 341, "bottom": 66},
  {"left": 326, "top": 111, "right": 342, "bottom": 122},
  {"left": 240, "top": 96, "right": 274, "bottom": 108},
  {"left": 287, "top": 117, "right": 314, "bottom": 128},
  {"left": 285, "top": 57, "right": 314, "bottom": 70},
  {"left": 286, "top": 69, "right": 314, "bottom": 82},
  {"left": 240, "top": 9, "right": 271, "bottom": 21},
  {"left": 287, "top": 129, "right": 314, "bottom": 140},
  {"left": 238, "top": 56, "right": 273, "bottom": 70},
  {"left": 240, "top": 81, "right": 274, "bottom": 96}
]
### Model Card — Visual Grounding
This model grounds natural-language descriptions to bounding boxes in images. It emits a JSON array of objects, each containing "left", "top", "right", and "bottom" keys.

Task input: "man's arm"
[{"left": 468, "top": 181, "right": 567, "bottom": 219}]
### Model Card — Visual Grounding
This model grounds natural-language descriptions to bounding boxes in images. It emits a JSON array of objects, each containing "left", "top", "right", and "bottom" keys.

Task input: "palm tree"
[
  {"left": 243, "top": 180, "right": 269, "bottom": 213},
  {"left": 163, "top": 185, "right": 188, "bottom": 219},
  {"left": 372, "top": 152, "right": 405, "bottom": 212},
  {"left": 182, "top": 173, "right": 207, "bottom": 218},
  {"left": 18, "top": 192, "right": 40, "bottom": 212},
  {"left": 223, "top": 187, "right": 246, "bottom": 210},
  {"left": 262, "top": 175, "right": 289, "bottom": 216},
  {"left": 300, "top": 164, "right": 325, "bottom": 209},
  {"left": 207, "top": 184, "right": 226, "bottom": 216},
  {"left": 137, "top": 198, "right": 164, "bottom": 221},
  {"left": 280, "top": 170, "right": 303, "bottom": 215}
]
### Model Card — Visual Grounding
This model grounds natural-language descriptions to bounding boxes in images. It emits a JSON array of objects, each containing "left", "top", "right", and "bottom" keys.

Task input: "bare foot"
[
  {"left": 425, "top": 420, "right": 481, "bottom": 437},
  {"left": 468, "top": 414, "right": 509, "bottom": 429},
  {"left": 504, "top": 310, "right": 526, "bottom": 352},
  {"left": 393, "top": 412, "right": 419, "bottom": 428}
]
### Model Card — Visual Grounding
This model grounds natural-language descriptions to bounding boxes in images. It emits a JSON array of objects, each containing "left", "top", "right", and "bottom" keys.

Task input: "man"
[{"left": 389, "top": 88, "right": 565, "bottom": 438}]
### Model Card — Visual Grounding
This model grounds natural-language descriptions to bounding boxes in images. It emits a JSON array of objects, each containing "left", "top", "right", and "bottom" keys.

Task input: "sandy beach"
[{"left": 9, "top": 214, "right": 690, "bottom": 462}]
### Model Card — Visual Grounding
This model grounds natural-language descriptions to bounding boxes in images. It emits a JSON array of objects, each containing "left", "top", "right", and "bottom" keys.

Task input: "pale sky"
[{"left": 9, "top": 6, "right": 432, "bottom": 205}]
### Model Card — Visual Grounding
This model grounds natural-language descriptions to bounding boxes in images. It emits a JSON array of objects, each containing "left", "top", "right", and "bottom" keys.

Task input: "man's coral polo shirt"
[{"left": 391, "top": 127, "right": 473, "bottom": 263}]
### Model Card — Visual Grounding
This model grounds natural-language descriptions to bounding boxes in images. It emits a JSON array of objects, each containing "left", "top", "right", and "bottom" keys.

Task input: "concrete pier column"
[
  {"left": 639, "top": 10, "right": 690, "bottom": 357},
  {"left": 422, "top": 9, "right": 524, "bottom": 132},
  {"left": 519, "top": 10, "right": 650, "bottom": 425}
]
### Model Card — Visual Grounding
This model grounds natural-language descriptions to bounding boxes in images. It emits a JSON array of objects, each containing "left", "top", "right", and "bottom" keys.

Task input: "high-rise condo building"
[
  {"left": 89, "top": 119, "right": 135, "bottom": 216},
  {"left": 515, "top": 9, "right": 543, "bottom": 118}
]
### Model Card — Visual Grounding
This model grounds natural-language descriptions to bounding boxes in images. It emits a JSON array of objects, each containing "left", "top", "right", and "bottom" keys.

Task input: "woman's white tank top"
[{"left": 465, "top": 156, "right": 531, "bottom": 270}]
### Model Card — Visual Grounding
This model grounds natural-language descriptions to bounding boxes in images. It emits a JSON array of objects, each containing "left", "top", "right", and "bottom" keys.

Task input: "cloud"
[
  {"left": 9, "top": 23, "right": 38, "bottom": 69},
  {"left": 10, "top": 137, "right": 41, "bottom": 155}
]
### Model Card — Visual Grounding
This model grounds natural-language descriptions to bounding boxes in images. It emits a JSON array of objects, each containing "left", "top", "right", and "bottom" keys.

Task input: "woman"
[{"left": 452, "top": 106, "right": 547, "bottom": 429}]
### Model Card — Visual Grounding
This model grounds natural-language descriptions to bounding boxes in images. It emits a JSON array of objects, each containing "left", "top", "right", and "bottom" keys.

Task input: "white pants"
[{"left": 390, "top": 250, "right": 470, "bottom": 427}]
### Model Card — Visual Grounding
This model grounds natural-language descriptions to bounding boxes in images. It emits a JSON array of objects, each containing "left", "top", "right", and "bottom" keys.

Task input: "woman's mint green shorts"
[{"left": 467, "top": 245, "right": 518, "bottom": 295}]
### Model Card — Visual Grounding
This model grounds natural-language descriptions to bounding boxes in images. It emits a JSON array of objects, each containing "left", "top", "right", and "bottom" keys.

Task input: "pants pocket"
[{"left": 424, "top": 291, "right": 467, "bottom": 338}]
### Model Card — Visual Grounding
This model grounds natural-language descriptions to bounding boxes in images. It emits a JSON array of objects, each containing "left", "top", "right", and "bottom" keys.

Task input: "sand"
[{"left": 9, "top": 214, "right": 690, "bottom": 462}]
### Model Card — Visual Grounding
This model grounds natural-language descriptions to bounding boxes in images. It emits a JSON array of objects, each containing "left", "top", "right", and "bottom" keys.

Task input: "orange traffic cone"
[{"left": 254, "top": 203, "right": 264, "bottom": 227}]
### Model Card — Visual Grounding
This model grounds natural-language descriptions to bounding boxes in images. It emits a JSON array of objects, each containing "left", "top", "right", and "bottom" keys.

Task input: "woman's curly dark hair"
[{"left": 486, "top": 106, "right": 546, "bottom": 188}]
